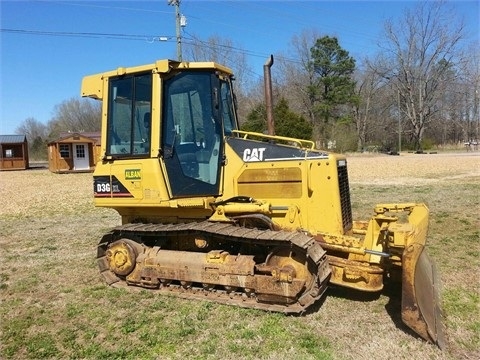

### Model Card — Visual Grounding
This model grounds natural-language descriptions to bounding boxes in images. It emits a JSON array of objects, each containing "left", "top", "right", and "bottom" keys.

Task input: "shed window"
[
  {"left": 5, "top": 149, "right": 13, "bottom": 158},
  {"left": 59, "top": 144, "right": 70, "bottom": 158}
]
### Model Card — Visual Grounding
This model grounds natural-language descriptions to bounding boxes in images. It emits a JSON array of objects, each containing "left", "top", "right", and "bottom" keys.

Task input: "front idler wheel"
[{"left": 105, "top": 239, "right": 138, "bottom": 276}]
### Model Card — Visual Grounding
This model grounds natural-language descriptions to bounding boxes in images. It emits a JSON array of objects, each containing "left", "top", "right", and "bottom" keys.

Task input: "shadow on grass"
[
  {"left": 322, "top": 283, "right": 426, "bottom": 342},
  {"left": 382, "top": 282, "right": 430, "bottom": 342},
  {"left": 325, "top": 284, "right": 381, "bottom": 302}
]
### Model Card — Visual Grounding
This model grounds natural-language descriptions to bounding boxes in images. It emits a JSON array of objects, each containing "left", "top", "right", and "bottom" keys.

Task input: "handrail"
[{"left": 231, "top": 130, "right": 316, "bottom": 150}]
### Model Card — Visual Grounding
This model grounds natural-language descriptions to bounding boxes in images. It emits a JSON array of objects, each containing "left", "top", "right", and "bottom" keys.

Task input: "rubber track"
[{"left": 97, "top": 221, "right": 331, "bottom": 314}]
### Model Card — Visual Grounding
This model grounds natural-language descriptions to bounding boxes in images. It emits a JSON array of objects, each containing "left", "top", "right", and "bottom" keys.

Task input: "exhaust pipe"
[{"left": 264, "top": 55, "right": 275, "bottom": 136}]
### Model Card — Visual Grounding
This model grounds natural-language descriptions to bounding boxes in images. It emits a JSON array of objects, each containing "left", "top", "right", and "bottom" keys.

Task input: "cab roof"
[{"left": 81, "top": 59, "right": 234, "bottom": 100}]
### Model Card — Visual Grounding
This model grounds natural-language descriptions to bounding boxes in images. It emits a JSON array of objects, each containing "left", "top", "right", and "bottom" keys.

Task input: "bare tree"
[
  {"left": 458, "top": 43, "right": 480, "bottom": 142},
  {"left": 352, "top": 60, "right": 387, "bottom": 151},
  {"left": 15, "top": 117, "right": 48, "bottom": 141},
  {"left": 377, "top": 1, "right": 466, "bottom": 150},
  {"left": 276, "top": 29, "right": 321, "bottom": 123},
  {"left": 15, "top": 117, "right": 49, "bottom": 160},
  {"left": 48, "top": 98, "right": 101, "bottom": 138}
]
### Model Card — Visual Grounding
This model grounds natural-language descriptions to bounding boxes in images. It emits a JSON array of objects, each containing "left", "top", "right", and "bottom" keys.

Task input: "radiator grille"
[{"left": 337, "top": 164, "right": 353, "bottom": 232}]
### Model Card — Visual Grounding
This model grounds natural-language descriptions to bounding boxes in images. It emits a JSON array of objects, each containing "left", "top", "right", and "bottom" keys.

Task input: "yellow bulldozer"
[{"left": 81, "top": 57, "right": 444, "bottom": 348}]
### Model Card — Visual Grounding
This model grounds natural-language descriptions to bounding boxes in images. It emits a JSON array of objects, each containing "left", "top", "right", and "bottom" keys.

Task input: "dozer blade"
[{"left": 401, "top": 243, "right": 446, "bottom": 349}]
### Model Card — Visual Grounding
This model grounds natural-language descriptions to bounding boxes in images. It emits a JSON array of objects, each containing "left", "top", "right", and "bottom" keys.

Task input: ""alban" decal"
[{"left": 125, "top": 169, "right": 141, "bottom": 180}]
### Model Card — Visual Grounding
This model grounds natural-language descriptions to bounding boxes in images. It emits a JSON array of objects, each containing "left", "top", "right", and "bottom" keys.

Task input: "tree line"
[{"left": 16, "top": 1, "right": 478, "bottom": 159}]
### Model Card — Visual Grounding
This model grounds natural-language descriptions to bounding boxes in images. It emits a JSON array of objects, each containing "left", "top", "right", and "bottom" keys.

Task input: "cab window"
[{"left": 107, "top": 73, "right": 152, "bottom": 156}]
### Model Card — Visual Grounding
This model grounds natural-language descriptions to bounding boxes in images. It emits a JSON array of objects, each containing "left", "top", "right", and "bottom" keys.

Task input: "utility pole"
[
  {"left": 397, "top": 89, "right": 402, "bottom": 153},
  {"left": 167, "top": 0, "right": 182, "bottom": 61}
]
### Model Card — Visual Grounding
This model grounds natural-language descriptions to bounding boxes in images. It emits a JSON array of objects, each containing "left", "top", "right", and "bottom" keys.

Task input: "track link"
[{"left": 97, "top": 221, "right": 331, "bottom": 314}]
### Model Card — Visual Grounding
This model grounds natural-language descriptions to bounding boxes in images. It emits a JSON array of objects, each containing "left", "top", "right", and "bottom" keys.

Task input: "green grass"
[
  {"left": 1, "top": 288, "right": 333, "bottom": 359},
  {"left": 443, "top": 287, "right": 480, "bottom": 352}
]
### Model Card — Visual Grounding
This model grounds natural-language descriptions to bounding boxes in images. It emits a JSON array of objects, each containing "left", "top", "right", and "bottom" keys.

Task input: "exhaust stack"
[{"left": 264, "top": 55, "right": 275, "bottom": 136}]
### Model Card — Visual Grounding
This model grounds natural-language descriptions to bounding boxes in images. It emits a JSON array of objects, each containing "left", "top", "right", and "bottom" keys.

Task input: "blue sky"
[{"left": 1, "top": 0, "right": 478, "bottom": 135}]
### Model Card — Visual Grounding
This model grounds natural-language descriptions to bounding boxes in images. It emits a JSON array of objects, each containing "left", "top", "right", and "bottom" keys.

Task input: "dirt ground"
[{"left": 346, "top": 151, "right": 480, "bottom": 185}]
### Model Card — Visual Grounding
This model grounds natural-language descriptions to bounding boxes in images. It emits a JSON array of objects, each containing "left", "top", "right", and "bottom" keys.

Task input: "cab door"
[{"left": 162, "top": 71, "right": 223, "bottom": 198}]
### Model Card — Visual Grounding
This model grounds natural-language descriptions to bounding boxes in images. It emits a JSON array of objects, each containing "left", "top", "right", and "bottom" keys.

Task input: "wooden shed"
[
  {"left": 48, "top": 132, "right": 101, "bottom": 173},
  {"left": 0, "top": 135, "right": 29, "bottom": 170}
]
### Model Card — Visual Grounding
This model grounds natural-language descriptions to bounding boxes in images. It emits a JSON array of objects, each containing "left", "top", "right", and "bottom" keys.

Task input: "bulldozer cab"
[{"left": 96, "top": 62, "right": 239, "bottom": 199}]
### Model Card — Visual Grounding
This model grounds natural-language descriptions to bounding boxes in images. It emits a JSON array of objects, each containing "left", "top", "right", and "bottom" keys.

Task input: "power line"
[{"left": 0, "top": 28, "right": 175, "bottom": 42}]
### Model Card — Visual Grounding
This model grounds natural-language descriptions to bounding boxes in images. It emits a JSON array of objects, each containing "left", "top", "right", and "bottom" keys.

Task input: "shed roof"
[
  {"left": 58, "top": 131, "right": 100, "bottom": 140},
  {"left": 0, "top": 135, "right": 27, "bottom": 144},
  {"left": 48, "top": 131, "right": 101, "bottom": 145}
]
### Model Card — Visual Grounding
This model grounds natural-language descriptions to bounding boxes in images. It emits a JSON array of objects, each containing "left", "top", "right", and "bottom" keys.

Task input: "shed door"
[{"left": 73, "top": 143, "right": 90, "bottom": 170}]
